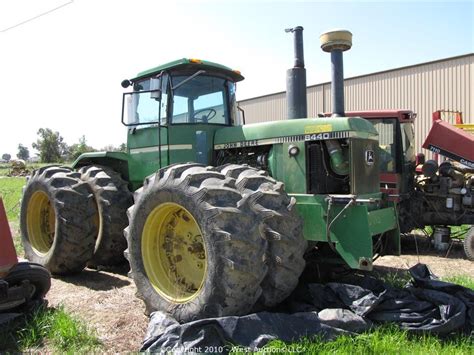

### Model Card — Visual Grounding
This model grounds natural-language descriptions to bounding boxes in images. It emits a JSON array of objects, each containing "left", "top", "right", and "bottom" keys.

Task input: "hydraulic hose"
[{"left": 325, "top": 140, "right": 349, "bottom": 175}]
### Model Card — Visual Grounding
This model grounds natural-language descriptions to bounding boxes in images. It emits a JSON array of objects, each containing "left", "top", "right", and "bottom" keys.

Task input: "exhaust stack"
[
  {"left": 285, "top": 26, "right": 307, "bottom": 119},
  {"left": 320, "top": 30, "right": 352, "bottom": 117}
]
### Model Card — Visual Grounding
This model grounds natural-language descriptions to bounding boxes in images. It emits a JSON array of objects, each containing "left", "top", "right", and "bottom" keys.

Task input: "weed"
[
  {"left": 376, "top": 270, "right": 412, "bottom": 289},
  {"left": 0, "top": 305, "right": 101, "bottom": 352},
  {"left": 0, "top": 177, "right": 25, "bottom": 221}
]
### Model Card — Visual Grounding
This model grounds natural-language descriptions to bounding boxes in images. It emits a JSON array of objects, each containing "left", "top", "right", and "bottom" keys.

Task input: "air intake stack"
[
  {"left": 319, "top": 30, "right": 352, "bottom": 117},
  {"left": 285, "top": 26, "right": 307, "bottom": 119},
  {"left": 318, "top": 29, "right": 352, "bottom": 176}
]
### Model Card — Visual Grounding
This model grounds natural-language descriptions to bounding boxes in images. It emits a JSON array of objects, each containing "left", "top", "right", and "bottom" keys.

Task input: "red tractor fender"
[{"left": 0, "top": 198, "right": 18, "bottom": 278}]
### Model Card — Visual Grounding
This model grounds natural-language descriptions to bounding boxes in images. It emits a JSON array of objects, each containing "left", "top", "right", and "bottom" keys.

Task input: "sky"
[{"left": 0, "top": 0, "right": 473, "bottom": 157}]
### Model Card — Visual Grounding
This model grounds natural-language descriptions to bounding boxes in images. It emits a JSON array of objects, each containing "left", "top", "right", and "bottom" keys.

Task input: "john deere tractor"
[{"left": 20, "top": 29, "right": 400, "bottom": 322}]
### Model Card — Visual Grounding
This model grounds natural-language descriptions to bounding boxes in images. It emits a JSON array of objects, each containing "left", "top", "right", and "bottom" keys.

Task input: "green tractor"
[{"left": 20, "top": 30, "right": 400, "bottom": 322}]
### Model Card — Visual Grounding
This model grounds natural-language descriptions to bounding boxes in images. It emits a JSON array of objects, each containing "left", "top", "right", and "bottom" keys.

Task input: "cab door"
[{"left": 123, "top": 75, "right": 169, "bottom": 187}]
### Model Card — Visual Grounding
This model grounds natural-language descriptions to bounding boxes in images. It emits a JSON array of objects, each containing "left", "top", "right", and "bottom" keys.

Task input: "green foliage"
[
  {"left": 443, "top": 275, "right": 474, "bottom": 289},
  {"left": 0, "top": 177, "right": 24, "bottom": 221},
  {"left": 421, "top": 225, "right": 470, "bottom": 239},
  {"left": 376, "top": 270, "right": 412, "bottom": 289},
  {"left": 0, "top": 306, "right": 101, "bottom": 352},
  {"left": 17, "top": 144, "right": 30, "bottom": 160},
  {"left": 32, "top": 128, "right": 68, "bottom": 163},
  {"left": 11, "top": 221, "right": 23, "bottom": 256},
  {"left": 257, "top": 324, "right": 473, "bottom": 355},
  {"left": 101, "top": 143, "right": 127, "bottom": 153},
  {"left": 2, "top": 153, "right": 11, "bottom": 162},
  {"left": 67, "top": 135, "right": 96, "bottom": 161},
  {"left": 0, "top": 163, "right": 9, "bottom": 176}
]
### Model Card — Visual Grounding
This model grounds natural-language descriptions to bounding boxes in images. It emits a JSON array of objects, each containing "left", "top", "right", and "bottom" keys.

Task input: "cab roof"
[{"left": 132, "top": 58, "right": 244, "bottom": 83}]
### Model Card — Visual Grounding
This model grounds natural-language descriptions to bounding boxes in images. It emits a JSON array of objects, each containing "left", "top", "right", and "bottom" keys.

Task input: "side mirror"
[
  {"left": 416, "top": 152, "right": 425, "bottom": 166},
  {"left": 150, "top": 89, "right": 161, "bottom": 100},
  {"left": 150, "top": 77, "right": 162, "bottom": 100}
]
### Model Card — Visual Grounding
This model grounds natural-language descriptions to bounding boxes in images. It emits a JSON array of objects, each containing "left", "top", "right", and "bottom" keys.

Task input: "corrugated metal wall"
[{"left": 238, "top": 54, "right": 473, "bottom": 155}]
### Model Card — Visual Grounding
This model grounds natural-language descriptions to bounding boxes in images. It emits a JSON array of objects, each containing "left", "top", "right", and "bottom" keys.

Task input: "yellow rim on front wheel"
[
  {"left": 27, "top": 191, "right": 56, "bottom": 255},
  {"left": 142, "top": 202, "right": 207, "bottom": 303}
]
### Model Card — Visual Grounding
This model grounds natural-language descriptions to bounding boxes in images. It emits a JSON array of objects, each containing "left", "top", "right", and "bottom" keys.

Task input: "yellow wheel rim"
[
  {"left": 142, "top": 202, "right": 207, "bottom": 303},
  {"left": 26, "top": 191, "right": 56, "bottom": 255}
]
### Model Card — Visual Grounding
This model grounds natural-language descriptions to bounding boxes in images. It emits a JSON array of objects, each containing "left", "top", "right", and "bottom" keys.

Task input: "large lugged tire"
[
  {"left": 20, "top": 166, "right": 98, "bottom": 274},
  {"left": 464, "top": 227, "right": 474, "bottom": 261},
  {"left": 219, "top": 164, "right": 307, "bottom": 307},
  {"left": 125, "top": 163, "right": 267, "bottom": 322},
  {"left": 79, "top": 165, "right": 133, "bottom": 266}
]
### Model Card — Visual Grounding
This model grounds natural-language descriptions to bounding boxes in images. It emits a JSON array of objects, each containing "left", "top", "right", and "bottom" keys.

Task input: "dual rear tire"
[{"left": 20, "top": 165, "right": 132, "bottom": 274}]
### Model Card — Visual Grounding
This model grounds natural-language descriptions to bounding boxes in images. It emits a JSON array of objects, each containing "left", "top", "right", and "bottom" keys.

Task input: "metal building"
[{"left": 238, "top": 54, "right": 473, "bottom": 154}]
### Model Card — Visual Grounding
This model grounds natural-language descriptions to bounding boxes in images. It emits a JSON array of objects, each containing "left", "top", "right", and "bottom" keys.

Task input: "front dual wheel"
[{"left": 125, "top": 164, "right": 270, "bottom": 322}]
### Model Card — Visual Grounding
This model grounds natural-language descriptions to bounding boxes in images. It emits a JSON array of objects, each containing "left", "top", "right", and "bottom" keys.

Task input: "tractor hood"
[{"left": 214, "top": 116, "right": 378, "bottom": 149}]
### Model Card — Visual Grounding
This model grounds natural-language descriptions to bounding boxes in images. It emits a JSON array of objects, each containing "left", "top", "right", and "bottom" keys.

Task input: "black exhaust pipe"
[{"left": 285, "top": 26, "right": 307, "bottom": 119}]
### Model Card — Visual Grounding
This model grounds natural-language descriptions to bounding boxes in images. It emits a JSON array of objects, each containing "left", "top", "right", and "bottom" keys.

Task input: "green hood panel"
[{"left": 214, "top": 116, "right": 378, "bottom": 147}]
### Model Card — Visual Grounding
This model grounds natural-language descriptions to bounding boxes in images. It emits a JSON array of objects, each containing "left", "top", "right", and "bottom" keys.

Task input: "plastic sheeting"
[{"left": 141, "top": 264, "right": 473, "bottom": 352}]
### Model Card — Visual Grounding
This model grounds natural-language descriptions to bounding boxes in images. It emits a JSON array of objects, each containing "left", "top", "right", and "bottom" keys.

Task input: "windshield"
[
  {"left": 170, "top": 75, "right": 232, "bottom": 125},
  {"left": 370, "top": 118, "right": 397, "bottom": 173}
]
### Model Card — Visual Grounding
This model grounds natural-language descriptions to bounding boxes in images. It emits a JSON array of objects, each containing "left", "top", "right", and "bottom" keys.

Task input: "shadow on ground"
[
  {"left": 55, "top": 267, "right": 130, "bottom": 291},
  {"left": 400, "top": 234, "right": 468, "bottom": 260}
]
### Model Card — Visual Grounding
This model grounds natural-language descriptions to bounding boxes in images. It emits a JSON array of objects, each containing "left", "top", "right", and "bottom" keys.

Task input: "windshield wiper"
[{"left": 172, "top": 70, "right": 206, "bottom": 90}]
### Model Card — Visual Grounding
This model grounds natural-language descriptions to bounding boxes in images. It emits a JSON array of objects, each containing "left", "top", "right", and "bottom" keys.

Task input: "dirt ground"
[
  {"left": 45, "top": 266, "right": 148, "bottom": 352},
  {"left": 38, "top": 236, "right": 474, "bottom": 353}
]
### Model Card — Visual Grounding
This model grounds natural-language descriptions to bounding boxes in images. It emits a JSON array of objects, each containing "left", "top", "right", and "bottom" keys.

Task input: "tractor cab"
[{"left": 120, "top": 59, "right": 244, "bottom": 188}]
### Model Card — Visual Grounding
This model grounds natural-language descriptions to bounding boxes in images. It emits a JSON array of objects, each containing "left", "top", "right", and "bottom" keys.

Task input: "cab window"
[
  {"left": 370, "top": 118, "right": 397, "bottom": 173},
  {"left": 122, "top": 77, "right": 166, "bottom": 126}
]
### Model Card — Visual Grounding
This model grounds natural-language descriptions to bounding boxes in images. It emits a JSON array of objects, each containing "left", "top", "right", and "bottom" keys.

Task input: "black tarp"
[{"left": 141, "top": 264, "right": 474, "bottom": 353}]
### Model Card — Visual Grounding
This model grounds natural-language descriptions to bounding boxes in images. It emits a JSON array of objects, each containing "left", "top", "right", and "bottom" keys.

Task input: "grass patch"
[
  {"left": 255, "top": 324, "right": 473, "bottom": 355},
  {"left": 376, "top": 270, "right": 412, "bottom": 289},
  {"left": 0, "top": 177, "right": 25, "bottom": 221},
  {"left": 421, "top": 225, "right": 470, "bottom": 240},
  {"left": 0, "top": 305, "right": 101, "bottom": 352},
  {"left": 443, "top": 275, "right": 474, "bottom": 290},
  {"left": 10, "top": 221, "right": 24, "bottom": 256},
  {"left": 376, "top": 272, "right": 474, "bottom": 290}
]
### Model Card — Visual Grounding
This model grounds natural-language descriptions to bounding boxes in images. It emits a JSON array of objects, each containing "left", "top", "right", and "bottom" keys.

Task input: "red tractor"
[
  {"left": 0, "top": 198, "right": 50, "bottom": 316},
  {"left": 335, "top": 110, "right": 474, "bottom": 260}
]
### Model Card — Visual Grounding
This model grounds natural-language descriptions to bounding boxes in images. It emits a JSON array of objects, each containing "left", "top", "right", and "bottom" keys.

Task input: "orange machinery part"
[{"left": 0, "top": 198, "right": 18, "bottom": 277}]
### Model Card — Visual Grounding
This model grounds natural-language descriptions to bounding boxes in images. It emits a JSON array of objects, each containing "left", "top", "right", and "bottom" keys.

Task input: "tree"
[
  {"left": 100, "top": 143, "right": 126, "bottom": 152},
  {"left": 1, "top": 153, "right": 11, "bottom": 162},
  {"left": 17, "top": 144, "right": 30, "bottom": 160},
  {"left": 32, "top": 128, "right": 68, "bottom": 163},
  {"left": 68, "top": 135, "right": 95, "bottom": 161}
]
